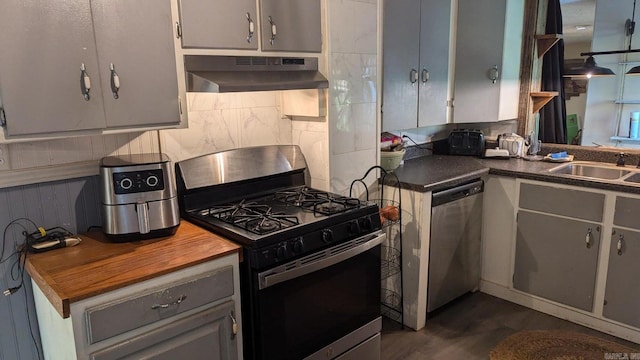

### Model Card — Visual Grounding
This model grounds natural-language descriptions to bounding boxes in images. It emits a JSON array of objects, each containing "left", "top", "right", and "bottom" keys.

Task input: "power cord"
[
  {"left": 402, "top": 134, "right": 434, "bottom": 151},
  {"left": 2, "top": 218, "right": 51, "bottom": 360}
]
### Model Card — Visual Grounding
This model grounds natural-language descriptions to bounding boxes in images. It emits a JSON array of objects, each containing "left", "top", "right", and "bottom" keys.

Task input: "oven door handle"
[{"left": 258, "top": 232, "right": 385, "bottom": 290}]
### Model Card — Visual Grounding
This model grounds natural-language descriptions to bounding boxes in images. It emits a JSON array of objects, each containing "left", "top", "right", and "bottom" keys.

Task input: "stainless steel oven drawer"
[{"left": 86, "top": 265, "right": 234, "bottom": 344}]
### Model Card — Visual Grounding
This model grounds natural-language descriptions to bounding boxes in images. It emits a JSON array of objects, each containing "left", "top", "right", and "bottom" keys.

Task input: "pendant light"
[
  {"left": 564, "top": 56, "right": 615, "bottom": 78},
  {"left": 565, "top": 0, "right": 640, "bottom": 78}
]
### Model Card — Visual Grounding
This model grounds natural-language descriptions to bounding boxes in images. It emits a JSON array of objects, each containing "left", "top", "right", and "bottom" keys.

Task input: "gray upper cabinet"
[
  {"left": 453, "top": 0, "right": 506, "bottom": 123},
  {"left": 382, "top": 0, "right": 453, "bottom": 131},
  {"left": 260, "top": 0, "right": 322, "bottom": 53},
  {"left": 92, "top": 0, "right": 179, "bottom": 128},
  {"left": 0, "top": 0, "right": 106, "bottom": 136},
  {"left": 0, "top": 0, "right": 180, "bottom": 137},
  {"left": 178, "top": 0, "right": 258, "bottom": 50}
]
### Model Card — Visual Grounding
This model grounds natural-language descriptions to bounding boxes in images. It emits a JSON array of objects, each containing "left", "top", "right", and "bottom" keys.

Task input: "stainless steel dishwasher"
[{"left": 427, "top": 179, "right": 484, "bottom": 313}]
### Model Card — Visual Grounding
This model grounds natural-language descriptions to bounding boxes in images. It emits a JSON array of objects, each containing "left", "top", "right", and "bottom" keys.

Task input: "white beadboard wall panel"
[
  {"left": 2, "top": 132, "right": 160, "bottom": 188},
  {"left": 0, "top": 176, "right": 102, "bottom": 360}
]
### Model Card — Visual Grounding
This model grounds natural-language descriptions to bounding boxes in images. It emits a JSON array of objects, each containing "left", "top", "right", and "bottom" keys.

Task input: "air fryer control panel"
[{"left": 113, "top": 169, "right": 165, "bottom": 194}]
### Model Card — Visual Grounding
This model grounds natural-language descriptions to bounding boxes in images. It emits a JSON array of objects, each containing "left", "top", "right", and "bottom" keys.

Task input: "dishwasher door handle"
[{"left": 432, "top": 179, "right": 484, "bottom": 206}]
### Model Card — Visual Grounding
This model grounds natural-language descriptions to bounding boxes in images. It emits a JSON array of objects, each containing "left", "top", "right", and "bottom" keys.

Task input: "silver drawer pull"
[
  {"left": 151, "top": 295, "right": 187, "bottom": 309},
  {"left": 585, "top": 228, "right": 592, "bottom": 249}
]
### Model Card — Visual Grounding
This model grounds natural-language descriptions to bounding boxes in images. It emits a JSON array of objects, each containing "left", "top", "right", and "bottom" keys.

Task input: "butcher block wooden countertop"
[{"left": 26, "top": 220, "right": 241, "bottom": 319}]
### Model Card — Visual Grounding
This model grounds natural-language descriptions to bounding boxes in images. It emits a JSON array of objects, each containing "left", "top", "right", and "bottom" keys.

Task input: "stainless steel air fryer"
[{"left": 100, "top": 153, "right": 180, "bottom": 242}]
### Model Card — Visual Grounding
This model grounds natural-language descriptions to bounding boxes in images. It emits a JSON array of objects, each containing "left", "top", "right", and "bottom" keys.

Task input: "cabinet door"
[
  {"left": 603, "top": 228, "right": 640, "bottom": 328},
  {"left": 90, "top": 301, "right": 238, "bottom": 360},
  {"left": 91, "top": 0, "right": 180, "bottom": 128},
  {"left": 381, "top": 0, "right": 421, "bottom": 131},
  {"left": 0, "top": 0, "right": 106, "bottom": 136},
  {"left": 179, "top": 0, "right": 258, "bottom": 49},
  {"left": 513, "top": 210, "right": 601, "bottom": 311},
  {"left": 260, "top": 0, "right": 322, "bottom": 52},
  {"left": 453, "top": 0, "right": 506, "bottom": 123},
  {"left": 417, "top": 0, "right": 453, "bottom": 127}
]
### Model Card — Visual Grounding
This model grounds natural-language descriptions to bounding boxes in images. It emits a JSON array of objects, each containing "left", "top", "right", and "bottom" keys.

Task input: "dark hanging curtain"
[{"left": 539, "top": 0, "right": 567, "bottom": 143}]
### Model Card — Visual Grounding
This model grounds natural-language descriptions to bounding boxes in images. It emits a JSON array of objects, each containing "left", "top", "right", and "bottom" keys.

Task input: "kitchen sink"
[{"left": 548, "top": 162, "right": 632, "bottom": 180}]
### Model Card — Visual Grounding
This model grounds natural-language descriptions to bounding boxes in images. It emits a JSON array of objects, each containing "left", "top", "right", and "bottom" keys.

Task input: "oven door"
[{"left": 252, "top": 232, "right": 384, "bottom": 360}]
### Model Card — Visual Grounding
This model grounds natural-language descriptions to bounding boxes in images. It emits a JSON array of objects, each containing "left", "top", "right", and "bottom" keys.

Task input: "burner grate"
[
  {"left": 274, "top": 187, "right": 361, "bottom": 215},
  {"left": 197, "top": 200, "right": 299, "bottom": 235}
]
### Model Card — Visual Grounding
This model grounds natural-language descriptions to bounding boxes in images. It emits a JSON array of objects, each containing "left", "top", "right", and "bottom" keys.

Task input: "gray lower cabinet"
[
  {"left": 603, "top": 227, "right": 640, "bottom": 328},
  {"left": 381, "top": 0, "right": 453, "bottom": 131},
  {"left": 90, "top": 301, "right": 237, "bottom": 360},
  {"left": 0, "top": 0, "right": 179, "bottom": 137},
  {"left": 33, "top": 256, "right": 241, "bottom": 360},
  {"left": 178, "top": 0, "right": 258, "bottom": 49},
  {"left": 513, "top": 210, "right": 601, "bottom": 311},
  {"left": 260, "top": 0, "right": 322, "bottom": 52}
]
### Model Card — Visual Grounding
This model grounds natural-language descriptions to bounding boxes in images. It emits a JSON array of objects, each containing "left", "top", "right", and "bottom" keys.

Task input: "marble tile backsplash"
[{"left": 161, "top": 92, "right": 293, "bottom": 163}]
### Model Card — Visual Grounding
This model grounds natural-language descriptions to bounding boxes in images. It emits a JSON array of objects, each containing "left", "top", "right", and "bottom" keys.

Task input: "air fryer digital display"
[{"left": 113, "top": 169, "right": 165, "bottom": 194}]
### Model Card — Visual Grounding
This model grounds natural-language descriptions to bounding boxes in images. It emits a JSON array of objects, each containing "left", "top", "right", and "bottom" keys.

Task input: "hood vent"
[{"left": 184, "top": 55, "right": 329, "bottom": 93}]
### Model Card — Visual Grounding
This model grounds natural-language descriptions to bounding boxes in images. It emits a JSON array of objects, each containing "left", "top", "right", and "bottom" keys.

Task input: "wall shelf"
[
  {"left": 531, "top": 91, "right": 559, "bottom": 113},
  {"left": 535, "top": 34, "right": 562, "bottom": 58},
  {"left": 610, "top": 136, "right": 640, "bottom": 144},
  {"left": 614, "top": 100, "right": 640, "bottom": 104}
]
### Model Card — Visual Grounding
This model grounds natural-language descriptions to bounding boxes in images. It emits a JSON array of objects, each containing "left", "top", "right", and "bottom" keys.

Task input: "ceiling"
[{"left": 560, "top": 0, "right": 596, "bottom": 45}]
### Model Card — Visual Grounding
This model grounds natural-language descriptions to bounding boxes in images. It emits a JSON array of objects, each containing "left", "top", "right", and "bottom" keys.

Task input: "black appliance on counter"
[
  {"left": 447, "top": 129, "right": 485, "bottom": 157},
  {"left": 175, "top": 145, "right": 384, "bottom": 360}
]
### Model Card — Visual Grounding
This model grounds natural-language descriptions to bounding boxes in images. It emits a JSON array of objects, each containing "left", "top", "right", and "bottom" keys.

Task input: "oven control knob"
[
  {"left": 321, "top": 229, "right": 334, "bottom": 243},
  {"left": 292, "top": 238, "right": 304, "bottom": 253},
  {"left": 359, "top": 216, "right": 372, "bottom": 232},
  {"left": 348, "top": 220, "right": 360, "bottom": 235},
  {"left": 276, "top": 244, "right": 287, "bottom": 259}
]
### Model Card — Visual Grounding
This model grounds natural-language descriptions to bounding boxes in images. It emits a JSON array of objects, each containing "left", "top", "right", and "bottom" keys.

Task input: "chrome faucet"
[{"left": 616, "top": 152, "right": 626, "bottom": 167}]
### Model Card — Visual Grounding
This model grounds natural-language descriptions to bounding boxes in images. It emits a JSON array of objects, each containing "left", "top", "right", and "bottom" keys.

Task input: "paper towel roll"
[{"left": 631, "top": 111, "right": 640, "bottom": 139}]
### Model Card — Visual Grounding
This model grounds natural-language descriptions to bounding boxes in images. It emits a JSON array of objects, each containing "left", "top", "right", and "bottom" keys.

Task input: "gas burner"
[
  {"left": 274, "top": 187, "right": 361, "bottom": 215},
  {"left": 197, "top": 200, "right": 299, "bottom": 235},
  {"left": 247, "top": 218, "right": 279, "bottom": 233}
]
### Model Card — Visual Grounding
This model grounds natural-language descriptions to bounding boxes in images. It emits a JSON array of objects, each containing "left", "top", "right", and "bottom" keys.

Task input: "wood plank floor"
[{"left": 381, "top": 292, "right": 640, "bottom": 359}]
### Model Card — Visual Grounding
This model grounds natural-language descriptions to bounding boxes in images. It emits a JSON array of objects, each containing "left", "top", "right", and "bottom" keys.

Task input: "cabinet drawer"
[
  {"left": 86, "top": 266, "right": 233, "bottom": 344},
  {"left": 519, "top": 183, "right": 604, "bottom": 222},
  {"left": 90, "top": 300, "right": 237, "bottom": 360},
  {"left": 614, "top": 196, "right": 640, "bottom": 230}
]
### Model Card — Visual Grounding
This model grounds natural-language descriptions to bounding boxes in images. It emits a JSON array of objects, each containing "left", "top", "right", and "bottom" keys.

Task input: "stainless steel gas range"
[{"left": 175, "top": 145, "right": 383, "bottom": 360}]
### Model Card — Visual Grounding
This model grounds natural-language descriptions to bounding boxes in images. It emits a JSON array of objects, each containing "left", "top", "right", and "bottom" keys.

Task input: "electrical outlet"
[{"left": 0, "top": 144, "right": 10, "bottom": 171}]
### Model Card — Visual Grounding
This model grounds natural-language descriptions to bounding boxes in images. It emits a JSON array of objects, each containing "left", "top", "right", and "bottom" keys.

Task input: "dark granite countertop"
[{"left": 383, "top": 154, "right": 640, "bottom": 195}]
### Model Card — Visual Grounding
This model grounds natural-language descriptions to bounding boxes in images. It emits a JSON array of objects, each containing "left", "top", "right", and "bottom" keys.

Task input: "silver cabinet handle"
[
  {"left": 151, "top": 295, "right": 187, "bottom": 309},
  {"left": 421, "top": 68, "right": 429, "bottom": 83},
  {"left": 488, "top": 65, "right": 499, "bottom": 84},
  {"left": 109, "top": 63, "right": 120, "bottom": 99},
  {"left": 410, "top": 69, "right": 418, "bottom": 84},
  {"left": 585, "top": 228, "right": 593, "bottom": 249},
  {"left": 246, "top": 12, "right": 255, "bottom": 43},
  {"left": 229, "top": 311, "right": 238, "bottom": 338},
  {"left": 80, "top": 63, "right": 91, "bottom": 101},
  {"left": 268, "top": 16, "right": 277, "bottom": 45},
  {"left": 617, "top": 234, "right": 624, "bottom": 256}
]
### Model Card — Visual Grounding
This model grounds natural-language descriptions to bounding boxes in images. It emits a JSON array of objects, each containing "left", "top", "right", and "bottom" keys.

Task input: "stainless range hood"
[{"left": 184, "top": 55, "right": 329, "bottom": 93}]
